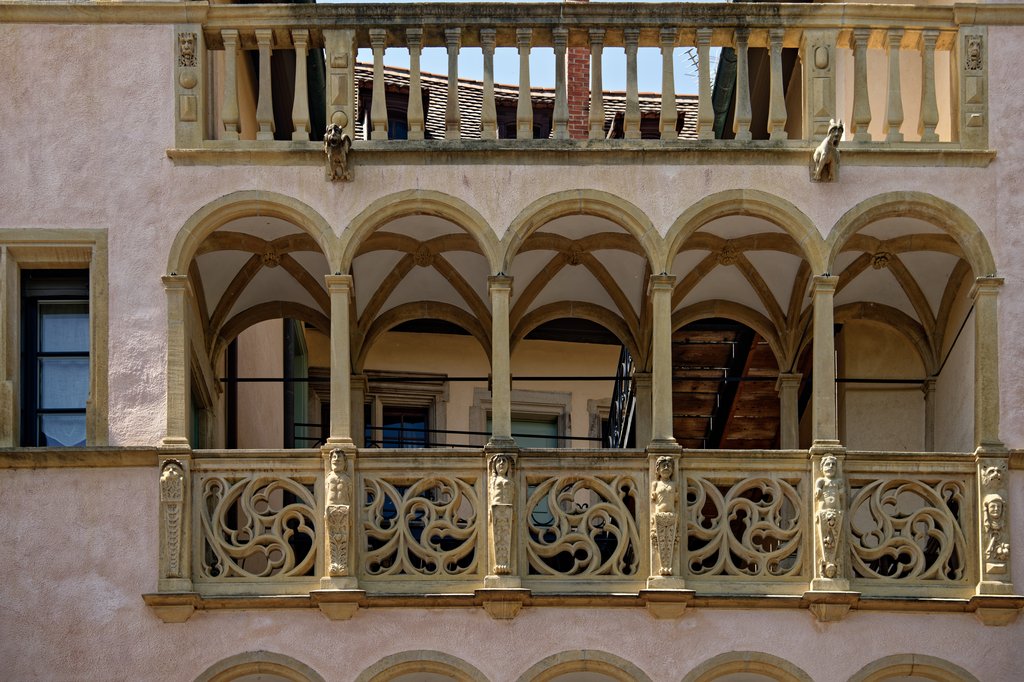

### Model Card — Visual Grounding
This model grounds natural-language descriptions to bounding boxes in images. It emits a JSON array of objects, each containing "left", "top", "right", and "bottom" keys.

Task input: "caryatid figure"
[
  {"left": 488, "top": 454, "right": 515, "bottom": 575},
  {"left": 326, "top": 448, "right": 352, "bottom": 576},
  {"left": 651, "top": 456, "right": 680, "bottom": 576}
]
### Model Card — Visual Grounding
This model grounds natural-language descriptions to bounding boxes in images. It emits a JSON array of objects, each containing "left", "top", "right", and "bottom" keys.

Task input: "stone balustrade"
[
  {"left": 171, "top": 3, "right": 987, "bottom": 153},
  {"left": 150, "top": 446, "right": 1008, "bottom": 622}
]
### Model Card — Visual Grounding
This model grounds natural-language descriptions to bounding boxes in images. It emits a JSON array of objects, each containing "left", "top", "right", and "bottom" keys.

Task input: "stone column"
[
  {"left": 162, "top": 275, "right": 190, "bottom": 448},
  {"left": 369, "top": 29, "right": 389, "bottom": 140},
  {"left": 489, "top": 276, "right": 514, "bottom": 447},
  {"left": 326, "top": 275, "right": 354, "bottom": 447},
  {"left": 624, "top": 28, "right": 641, "bottom": 140},
  {"left": 811, "top": 276, "right": 841, "bottom": 451},
  {"left": 972, "top": 277, "right": 1003, "bottom": 450},
  {"left": 649, "top": 275, "right": 677, "bottom": 447},
  {"left": 588, "top": 29, "right": 605, "bottom": 140},
  {"left": 776, "top": 372, "right": 802, "bottom": 450},
  {"left": 291, "top": 30, "right": 311, "bottom": 141},
  {"left": 733, "top": 28, "right": 752, "bottom": 141}
]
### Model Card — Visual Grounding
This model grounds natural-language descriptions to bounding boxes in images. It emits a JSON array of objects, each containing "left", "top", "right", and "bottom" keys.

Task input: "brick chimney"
[{"left": 566, "top": 0, "right": 590, "bottom": 140}]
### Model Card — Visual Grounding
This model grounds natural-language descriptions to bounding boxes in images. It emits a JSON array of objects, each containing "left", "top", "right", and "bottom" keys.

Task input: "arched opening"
[
  {"left": 351, "top": 213, "right": 492, "bottom": 448},
  {"left": 506, "top": 212, "right": 653, "bottom": 449},
  {"left": 354, "top": 651, "right": 488, "bottom": 682},
  {"left": 830, "top": 214, "right": 976, "bottom": 452},
  {"left": 680, "top": 651, "right": 813, "bottom": 682},
  {"left": 194, "top": 651, "right": 326, "bottom": 682},
  {"left": 667, "top": 211, "right": 816, "bottom": 450},
  {"left": 847, "top": 654, "right": 980, "bottom": 682},
  {"left": 186, "top": 213, "right": 331, "bottom": 450},
  {"left": 515, "top": 650, "right": 653, "bottom": 682}
]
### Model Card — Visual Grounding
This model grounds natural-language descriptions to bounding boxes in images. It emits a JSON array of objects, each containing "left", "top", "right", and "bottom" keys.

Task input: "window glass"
[
  {"left": 38, "top": 413, "right": 86, "bottom": 447},
  {"left": 38, "top": 302, "right": 89, "bottom": 352},
  {"left": 38, "top": 357, "right": 89, "bottom": 408},
  {"left": 381, "top": 406, "right": 429, "bottom": 448}
]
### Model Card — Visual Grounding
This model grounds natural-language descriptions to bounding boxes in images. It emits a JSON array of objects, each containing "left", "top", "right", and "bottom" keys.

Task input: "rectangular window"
[{"left": 21, "top": 270, "right": 90, "bottom": 447}]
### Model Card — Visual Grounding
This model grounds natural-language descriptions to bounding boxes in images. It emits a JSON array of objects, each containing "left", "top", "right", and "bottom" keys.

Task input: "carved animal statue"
[
  {"left": 812, "top": 119, "right": 844, "bottom": 182},
  {"left": 324, "top": 124, "right": 353, "bottom": 182}
]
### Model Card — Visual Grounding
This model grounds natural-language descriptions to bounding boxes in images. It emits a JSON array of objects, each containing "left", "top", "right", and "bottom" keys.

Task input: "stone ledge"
[
  {"left": 0, "top": 447, "right": 161, "bottom": 469},
  {"left": 166, "top": 143, "right": 997, "bottom": 169}
]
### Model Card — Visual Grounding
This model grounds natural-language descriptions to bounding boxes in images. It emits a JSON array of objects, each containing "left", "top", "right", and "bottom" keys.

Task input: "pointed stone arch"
[
  {"left": 663, "top": 189, "right": 827, "bottom": 275},
  {"left": 339, "top": 189, "right": 500, "bottom": 274},
  {"left": 502, "top": 189, "right": 661, "bottom": 272},
  {"left": 826, "top": 191, "right": 995, "bottom": 277},
  {"left": 168, "top": 190, "right": 339, "bottom": 275}
]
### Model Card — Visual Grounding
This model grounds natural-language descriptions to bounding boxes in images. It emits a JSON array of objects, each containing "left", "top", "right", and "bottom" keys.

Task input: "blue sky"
[{"left": 321, "top": 1, "right": 721, "bottom": 94}]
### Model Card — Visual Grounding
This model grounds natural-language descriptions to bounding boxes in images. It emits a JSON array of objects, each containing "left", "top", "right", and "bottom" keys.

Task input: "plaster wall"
[
  {"left": 1, "top": 466, "right": 1023, "bottom": 681},
  {"left": 0, "top": 21, "right": 1019, "bottom": 452},
  {"left": 839, "top": 321, "right": 926, "bottom": 452}
]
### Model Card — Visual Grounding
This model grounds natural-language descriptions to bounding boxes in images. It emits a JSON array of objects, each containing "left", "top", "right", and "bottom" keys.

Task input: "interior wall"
[
  {"left": 935, "top": 309, "right": 975, "bottom": 452},
  {"left": 235, "top": 319, "right": 284, "bottom": 449},
  {"left": 839, "top": 320, "right": 925, "bottom": 451}
]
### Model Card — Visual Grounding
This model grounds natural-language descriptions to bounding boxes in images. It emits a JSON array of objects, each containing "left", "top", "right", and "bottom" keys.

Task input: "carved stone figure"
[
  {"left": 160, "top": 460, "right": 185, "bottom": 578},
  {"left": 651, "top": 456, "right": 679, "bottom": 576},
  {"left": 812, "top": 119, "right": 844, "bottom": 182},
  {"left": 324, "top": 123, "right": 353, "bottom": 182},
  {"left": 983, "top": 493, "right": 1010, "bottom": 568},
  {"left": 488, "top": 454, "right": 514, "bottom": 574},
  {"left": 326, "top": 449, "right": 352, "bottom": 576},
  {"left": 965, "top": 35, "right": 983, "bottom": 71},
  {"left": 814, "top": 455, "right": 843, "bottom": 581},
  {"left": 178, "top": 32, "right": 197, "bottom": 68}
]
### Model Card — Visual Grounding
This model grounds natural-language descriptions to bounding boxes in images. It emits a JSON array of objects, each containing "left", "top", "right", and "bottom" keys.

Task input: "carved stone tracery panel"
[
  {"left": 198, "top": 474, "right": 318, "bottom": 579},
  {"left": 848, "top": 477, "right": 969, "bottom": 582},
  {"left": 685, "top": 475, "right": 805, "bottom": 578},
  {"left": 362, "top": 476, "right": 480, "bottom": 576},
  {"left": 525, "top": 474, "right": 641, "bottom": 577}
]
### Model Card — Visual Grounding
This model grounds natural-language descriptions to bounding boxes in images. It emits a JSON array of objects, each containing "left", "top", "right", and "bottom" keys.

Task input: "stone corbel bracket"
[
  {"left": 802, "top": 589, "right": 860, "bottom": 622},
  {"left": 639, "top": 587, "right": 695, "bottom": 620},
  {"left": 310, "top": 588, "right": 366, "bottom": 621},
  {"left": 475, "top": 587, "right": 531, "bottom": 620},
  {"left": 143, "top": 591, "right": 201, "bottom": 623}
]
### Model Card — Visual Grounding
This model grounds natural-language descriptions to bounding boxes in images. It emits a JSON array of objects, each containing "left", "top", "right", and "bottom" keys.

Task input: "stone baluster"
[
  {"left": 220, "top": 30, "right": 240, "bottom": 141},
  {"left": 407, "top": 29, "right": 425, "bottom": 140},
  {"left": 445, "top": 28, "right": 462, "bottom": 140},
  {"left": 553, "top": 28, "right": 569, "bottom": 140},
  {"left": 624, "top": 28, "right": 641, "bottom": 139},
  {"left": 850, "top": 28, "right": 872, "bottom": 142},
  {"left": 369, "top": 29, "right": 389, "bottom": 140},
  {"left": 733, "top": 28, "right": 752, "bottom": 141},
  {"left": 696, "top": 28, "right": 714, "bottom": 140},
  {"left": 481, "top": 29, "right": 498, "bottom": 139},
  {"left": 255, "top": 29, "right": 275, "bottom": 140},
  {"left": 659, "top": 28, "right": 677, "bottom": 140},
  {"left": 885, "top": 29, "right": 904, "bottom": 142},
  {"left": 589, "top": 29, "right": 606, "bottom": 139},
  {"left": 919, "top": 30, "right": 940, "bottom": 142},
  {"left": 516, "top": 29, "right": 533, "bottom": 139},
  {"left": 291, "top": 30, "right": 311, "bottom": 141},
  {"left": 768, "top": 28, "right": 788, "bottom": 140}
]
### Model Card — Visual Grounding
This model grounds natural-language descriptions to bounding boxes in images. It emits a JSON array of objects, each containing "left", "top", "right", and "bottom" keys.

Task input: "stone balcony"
[
  {"left": 139, "top": 445, "right": 1022, "bottom": 625},
  {"left": 165, "top": 2, "right": 994, "bottom": 167}
]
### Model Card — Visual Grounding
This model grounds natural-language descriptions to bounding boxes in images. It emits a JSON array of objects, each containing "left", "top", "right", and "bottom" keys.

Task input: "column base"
[
  {"left": 310, "top": 588, "right": 365, "bottom": 620},
  {"left": 475, "top": 587, "right": 530, "bottom": 619},
  {"left": 809, "top": 440, "right": 844, "bottom": 456},
  {"left": 323, "top": 439, "right": 357, "bottom": 453},
  {"left": 646, "top": 439, "right": 681, "bottom": 454},
  {"left": 802, "top": 590, "right": 859, "bottom": 622},
  {"left": 159, "top": 438, "right": 191, "bottom": 450},
  {"left": 484, "top": 437, "right": 517, "bottom": 452}
]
